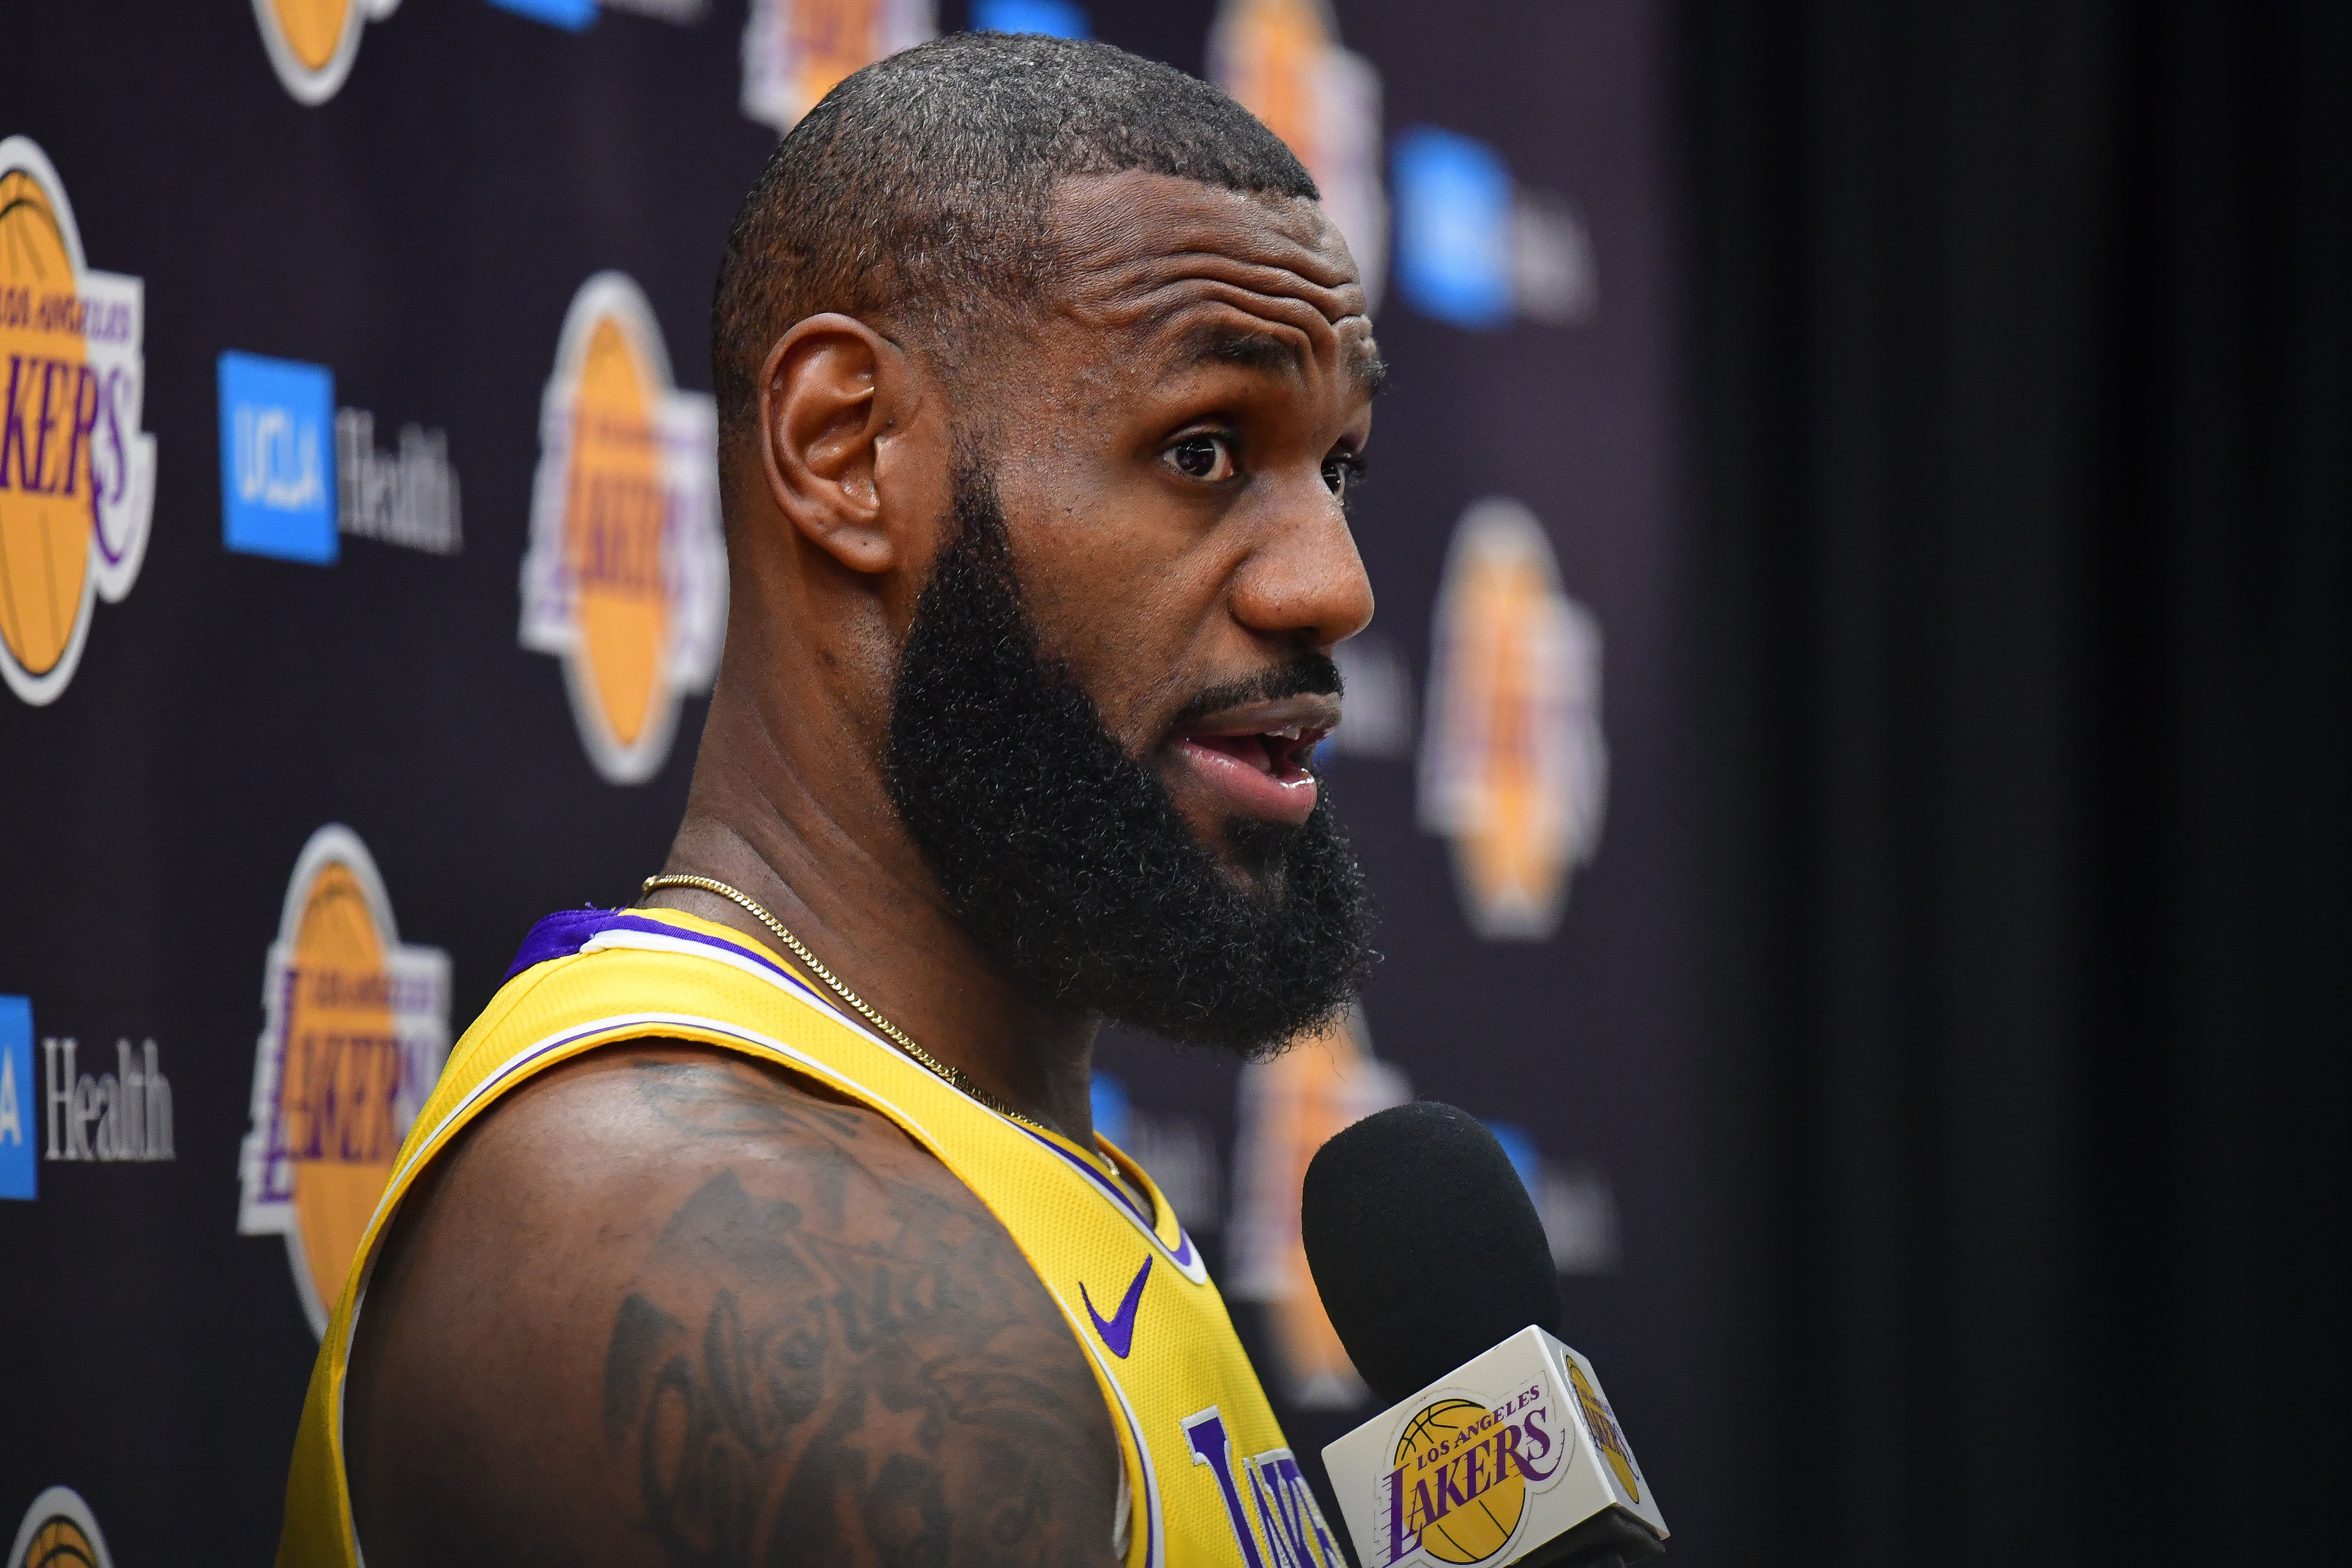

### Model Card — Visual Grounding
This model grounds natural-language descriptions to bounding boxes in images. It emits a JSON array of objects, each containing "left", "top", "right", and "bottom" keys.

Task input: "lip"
[{"left": 1168, "top": 693, "right": 1339, "bottom": 827}]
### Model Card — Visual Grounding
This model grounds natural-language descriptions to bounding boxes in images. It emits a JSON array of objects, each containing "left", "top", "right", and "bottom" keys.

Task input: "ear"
[{"left": 756, "top": 313, "right": 931, "bottom": 576}]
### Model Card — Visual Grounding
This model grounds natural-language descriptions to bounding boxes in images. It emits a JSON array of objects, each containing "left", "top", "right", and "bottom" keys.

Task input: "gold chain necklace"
[{"left": 640, "top": 874, "right": 1061, "bottom": 1138}]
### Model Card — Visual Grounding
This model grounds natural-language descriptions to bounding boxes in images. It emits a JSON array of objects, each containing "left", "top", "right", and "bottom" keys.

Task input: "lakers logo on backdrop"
[
  {"left": 1225, "top": 1007, "right": 1408, "bottom": 1405},
  {"left": 0, "top": 138, "right": 155, "bottom": 708},
  {"left": 520, "top": 272, "right": 723, "bottom": 783},
  {"left": 741, "top": 0, "right": 934, "bottom": 133},
  {"left": 250, "top": 0, "right": 402, "bottom": 105},
  {"left": 8, "top": 1487, "right": 114, "bottom": 1568},
  {"left": 1418, "top": 499, "right": 1606, "bottom": 941},
  {"left": 238, "top": 825, "right": 450, "bottom": 1336},
  {"left": 1209, "top": 0, "right": 1387, "bottom": 309}
]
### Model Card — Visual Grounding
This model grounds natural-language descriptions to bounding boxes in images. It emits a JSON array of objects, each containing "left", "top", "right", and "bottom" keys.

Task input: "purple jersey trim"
[
  {"left": 504, "top": 908, "right": 817, "bottom": 1002},
  {"left": 1016, "top": 1122, "right": 1200, "bottom": 1272},
  {"left": 504, "top": 909, "right": 1198, "bottom": 1278}
]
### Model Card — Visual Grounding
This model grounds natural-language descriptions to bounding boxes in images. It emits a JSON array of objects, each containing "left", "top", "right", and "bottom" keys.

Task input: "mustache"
[{"left": 1167, "top": 652, "right": 1345, "bottom": 729}]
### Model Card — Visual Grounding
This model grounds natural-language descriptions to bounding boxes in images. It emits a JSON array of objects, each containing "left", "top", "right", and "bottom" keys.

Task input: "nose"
[{"left": 1228, "top": 476, "right": 1377, "bottom": 650}]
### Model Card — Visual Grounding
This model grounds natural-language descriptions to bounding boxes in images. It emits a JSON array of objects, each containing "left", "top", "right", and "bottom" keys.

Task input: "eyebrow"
[{"left": 1177, "top": 323, "right": 1390, "bottom": 399}]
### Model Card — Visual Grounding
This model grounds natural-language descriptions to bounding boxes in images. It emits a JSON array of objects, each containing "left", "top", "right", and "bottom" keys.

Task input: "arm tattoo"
[{"left": 601, "top": 1061, "right": 1120, "bottom": 1568}]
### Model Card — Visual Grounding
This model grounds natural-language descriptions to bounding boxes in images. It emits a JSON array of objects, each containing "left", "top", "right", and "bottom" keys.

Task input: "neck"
[{"left": 647, "top": 678, "right": 1101, "bottom": 1144}]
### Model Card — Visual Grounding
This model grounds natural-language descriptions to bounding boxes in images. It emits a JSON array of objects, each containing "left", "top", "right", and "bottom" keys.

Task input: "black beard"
[{"left": 881, "top": 466, "right": 1375, "bottom": 1058}]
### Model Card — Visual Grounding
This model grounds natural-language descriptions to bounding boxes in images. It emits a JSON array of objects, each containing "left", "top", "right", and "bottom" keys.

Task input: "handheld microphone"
[{"left": 1302, "top": 1102, "right": 1667, "bottom": 1568}]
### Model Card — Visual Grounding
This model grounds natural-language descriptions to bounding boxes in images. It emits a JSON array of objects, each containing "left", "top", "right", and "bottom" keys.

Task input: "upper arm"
[{"left": 342, "top": 1044, "right": 1124, "bottom": 1568}]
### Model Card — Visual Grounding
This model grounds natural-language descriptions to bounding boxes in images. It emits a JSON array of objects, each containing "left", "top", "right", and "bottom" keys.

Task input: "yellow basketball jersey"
[{"left": 279, "top": 905, "right": 1347, "bottom": 1568}]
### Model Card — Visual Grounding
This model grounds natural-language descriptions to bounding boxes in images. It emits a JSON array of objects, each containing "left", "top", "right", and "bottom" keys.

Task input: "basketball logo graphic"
[
  {"left": 1567, "top": 1358, "right": 1642, "bottom": 1503},
  {"left": 0, "top": 138, "right": 155, "bottom": 708},
  {"left": 8, "top": 1488, "right": 114, "bottom": 1568},
  {"left": 1389, "top": 1398, "right": 1532, "bottom": 1564},
  {"left": 1418, "top": 498, "right": 1606, "bottom": 941},
  {"left": 1226, "top": 1007, "right": 1408, "bottom": 1405},
  {"left": 1209, "top": 0, "right": 1388, "bottom": 310},
  {"left": 520, "top": 273, "right": 724, "bottom": 784},
  {"left": 238, "top": 825, "right": 451, "bottom": 1337},
  {"left": 741, "top": 0, "right": 934, "bottom": 134},
  {"left": 250, "top": 0, "right": 401, "bottom": 105}
]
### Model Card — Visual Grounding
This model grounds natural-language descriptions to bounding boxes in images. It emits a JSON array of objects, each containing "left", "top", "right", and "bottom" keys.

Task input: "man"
[{"left": 279, "top": 31, "right": 1383, "bottom": 1568}]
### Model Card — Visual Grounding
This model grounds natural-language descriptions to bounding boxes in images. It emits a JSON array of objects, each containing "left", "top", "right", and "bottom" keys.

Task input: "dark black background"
[{"left": 1683, "top": 3, "right": 2347, "bottom": 1563}]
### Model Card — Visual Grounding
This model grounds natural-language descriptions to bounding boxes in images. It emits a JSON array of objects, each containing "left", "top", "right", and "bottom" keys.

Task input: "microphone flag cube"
[{"left": 1321, "top": 1326, "right": 1667, "bottom": 1568}]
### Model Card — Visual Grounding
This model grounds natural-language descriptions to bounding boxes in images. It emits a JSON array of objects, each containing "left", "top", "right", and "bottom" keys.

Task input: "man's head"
[{"left": 709, "top": 33, "right": 1384, "bottom": 1056}]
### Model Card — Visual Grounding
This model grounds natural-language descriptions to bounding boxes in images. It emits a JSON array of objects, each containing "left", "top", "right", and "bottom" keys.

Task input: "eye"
[
  {"left": 1322, "top": 450, "right": 1368, "bottom": 501},
  {"left": 1165, "top": 432, "right": 1239, "bottom": 483}
]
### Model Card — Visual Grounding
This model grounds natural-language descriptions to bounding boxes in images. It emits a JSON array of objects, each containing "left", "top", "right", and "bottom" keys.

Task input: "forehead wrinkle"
[
  {"left": 1068, "top": 248, "right": 1365, "bottom": 334},
  {"left": 1068, "top": 276, "right": 1359, "bottom": 399}
]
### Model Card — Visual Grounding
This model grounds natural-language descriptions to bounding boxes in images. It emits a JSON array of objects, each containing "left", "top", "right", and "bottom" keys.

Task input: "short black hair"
[{"left": 710, "top": 31, "right": 1318, "bottom": 440}]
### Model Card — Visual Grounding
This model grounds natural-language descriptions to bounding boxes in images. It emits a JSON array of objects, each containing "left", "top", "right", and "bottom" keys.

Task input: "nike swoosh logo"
[{"left": 1080, "top": 1255, "right": 1153, "bottom": 1359}]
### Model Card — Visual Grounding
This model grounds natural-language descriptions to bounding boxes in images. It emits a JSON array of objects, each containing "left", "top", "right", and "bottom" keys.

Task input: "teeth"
[{"left": 1267, "top": 724, "right": 1304, "bottom": 740}]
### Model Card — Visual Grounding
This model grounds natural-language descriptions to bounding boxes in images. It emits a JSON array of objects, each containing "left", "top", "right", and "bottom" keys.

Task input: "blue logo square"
[
  {"left": 219, "top": 351, "right": 338, "bottom": 564},
  {"left": 1394, "top": 127, "right": 1517, "bottom": 330},
  {"left": 974, "top": 0, "right": 1091, "bottom": 38},
  {"left": 484, "top": 0, "right": 599, "bottom": 29},
  {"left": 0, "top": 995, "right": 34, "bottom": 1200}
]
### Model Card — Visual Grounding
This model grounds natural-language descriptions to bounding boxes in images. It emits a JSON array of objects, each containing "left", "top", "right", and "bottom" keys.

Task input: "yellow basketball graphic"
[
  {"left": 1214, "top": 0, "right": 1329, "bottom": 163},
  {"left": 522, "top": 273, "right": 724, "bottom": 783},
  {"left": 741, "top": 0, "right": 931, "bottom": 135},
  {"left": 1453, "top": 547, "right": 1548, "bottom": 913},
  {"left": 8, "top": 1490, "right": 113, "bottom": 1568},
  {"left": 17, "top": 1516, "right": 96, "bottom": 1568},
  {"left": 1568, "top": 1360, "right": 1642, "bottom": 1502},
  {"left": 268, "top": 0, "right": 353, "bottom": 72},
  {"left": 0, "top": 139, "right": 155, "bottom": 707},
  {"left": 250, "top": 0, "right": 380, "bottom": 104},
  {"left": 1419, "top": 500, "right": 1606, "bottom": 941},
  {"left": 278, "top": 860, "right": 401, "bottom": 1319},
  {"left": 1393, "top": 1398, "right": 1529, "bottom": 1564},
  {"left": 240, "top": 825, "right": 451, "bottom": 1337},
  {"left": 565, "top": 316, "right": 669, "bottom": 751},
  {"left": 0, "top": 168, "right": 95, "bottom": 683},
  {"left": 1209, "top": 0, "right": 1387, "bottom": 309},
  {"left": 789, "top": 0, "right": 885, "bottom": 118}
]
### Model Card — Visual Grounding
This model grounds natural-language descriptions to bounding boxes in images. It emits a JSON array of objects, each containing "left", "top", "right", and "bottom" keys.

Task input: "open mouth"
[{"left": 1167, "top": 695, "right": 1339, "bottom": 827}]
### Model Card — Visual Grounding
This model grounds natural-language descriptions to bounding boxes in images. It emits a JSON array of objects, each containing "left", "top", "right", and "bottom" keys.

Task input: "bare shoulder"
[{"left": 343, "top": 1042, "right": 1122, "bottom": 1568}]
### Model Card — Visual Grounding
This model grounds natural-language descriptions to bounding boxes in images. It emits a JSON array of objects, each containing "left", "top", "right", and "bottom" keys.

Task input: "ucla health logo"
[
  {"left": 0, "top": 137, "right": 156, "bottom": 707},
  {"left": 0, "top": 997, "right": 31, "bottom": 1200},
  {"left": 238, "top": 825, "right": 451, "bottom": 1336},
  {"left": 1209, "top": 0, "right": 1388, "bottom": 310},
  {"left": 8, "top": 1488, "right": 116, "bottom": 1568},
  {"left": 1419, "top": 499, "right": 1606, "bottom": 942},
  {"left": 1391, "top": 128, "right": 1595, "bottom": 331},
  {"left": 251, "top": 0, "right": 404, "bottom": 104},
  {"left": 219, "top": 351, "right": 335, "bottom": 562},
  {"left": 218, "top": 352, "right": 463, "bottom": 564},
  {"left": 520, "top": 273, "right": 724, "bottom": 783},
  {"left": 741, "top": 0, "right": 934, "bottom": 133}
]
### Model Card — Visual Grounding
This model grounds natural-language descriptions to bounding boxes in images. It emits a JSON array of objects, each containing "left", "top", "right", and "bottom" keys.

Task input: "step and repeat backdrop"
[{"left": 0, "top": 2, "right": 1690, "bottom": 1562}]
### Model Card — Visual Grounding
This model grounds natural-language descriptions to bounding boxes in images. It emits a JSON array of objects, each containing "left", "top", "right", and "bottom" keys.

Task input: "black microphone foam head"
[{"left": 1301, "top": 1100, "right": 1562, "bottom": 1408}]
